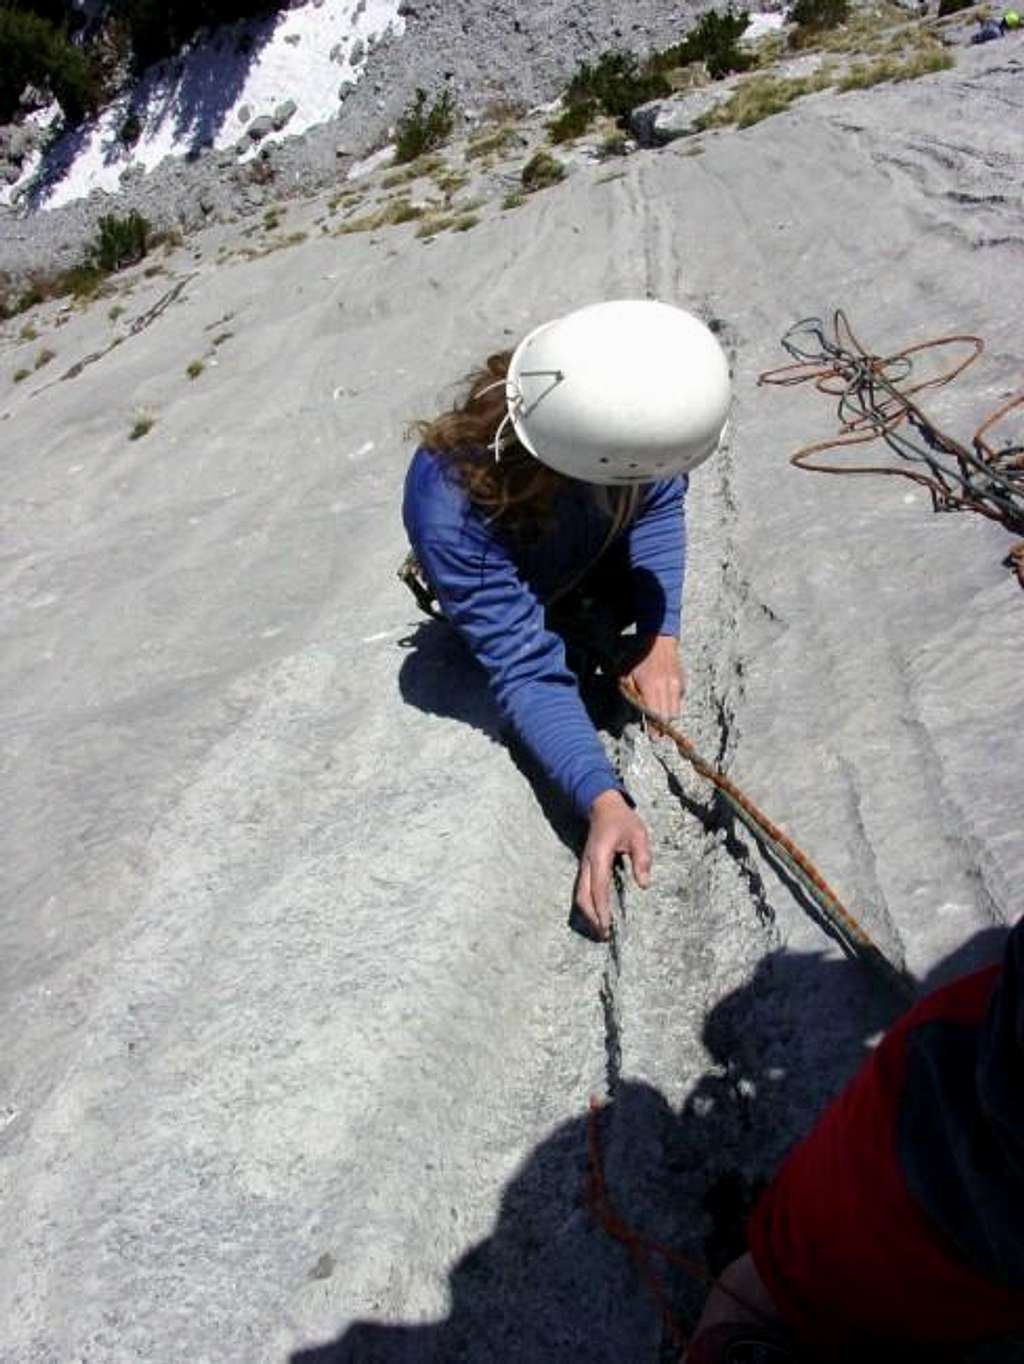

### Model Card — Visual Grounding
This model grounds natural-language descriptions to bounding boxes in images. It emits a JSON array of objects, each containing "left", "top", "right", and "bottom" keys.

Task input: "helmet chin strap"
[
  {"left": 492, "top": 410, "right": 516, "bottom": 464},
  {"left": 471, "top": 376, "right": 516, "bottom": 464}
]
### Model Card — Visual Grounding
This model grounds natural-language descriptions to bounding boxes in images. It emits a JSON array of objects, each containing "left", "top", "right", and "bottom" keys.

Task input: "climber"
[
  {"left": 401, "top": 299, "right": 731, "bottom": 940},
  {"left": 686, "top": 916, "right": 1024, "bottom": 1362}
]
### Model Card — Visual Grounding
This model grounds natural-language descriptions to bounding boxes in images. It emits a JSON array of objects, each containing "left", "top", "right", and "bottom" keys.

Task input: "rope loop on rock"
[{"left": 758, "top": 310, "right": 1024, "bottom": 585}]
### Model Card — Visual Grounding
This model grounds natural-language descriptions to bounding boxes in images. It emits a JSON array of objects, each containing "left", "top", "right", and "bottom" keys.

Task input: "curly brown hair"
[{"left": 412, "top": 350, "right": 567, "bottom": 538}]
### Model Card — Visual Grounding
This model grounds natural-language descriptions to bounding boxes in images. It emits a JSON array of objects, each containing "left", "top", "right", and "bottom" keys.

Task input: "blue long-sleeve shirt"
[{"left": 402, "top": 447, "right": 687, "bottom": 816}]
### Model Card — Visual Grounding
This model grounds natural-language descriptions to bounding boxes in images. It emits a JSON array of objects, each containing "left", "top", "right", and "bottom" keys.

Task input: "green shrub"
[
  {"left": 394, "top": 88, "right": 456, "bottom": 164},
  {"left": 551, "top": 49, "right": 671, "bottom": 142},
  {"left": 0, "top": 6, "right": 99, "bottom": 124},
  {"left": 92, "top": 212, "right": 151, "bottom": 272},
  {"left": 655, "top": 9, "right": 754, "bottom": 80},
  {"left": 186, "top": 359, "right": 203, "bottom": 379},
  {"left": 569, "top": 49, "right": 671, "bottom": 118},
  {"left": 789, "top": 0, "right": 849, "bottom": 32},
  {"left": 34, "top": 347, "right": 55, "bottom": 370},
  {"left": 521, "top": 151, "right": 566, "bottom": 192},
  {"left": 13, "top": 368, "right": 29, "bottom": 383},
  {"left": 119, "top": 111, "right": 143, "bottom": 146},
  {"left": 548, "top": 100, "right": 596, "bottom": 143}
]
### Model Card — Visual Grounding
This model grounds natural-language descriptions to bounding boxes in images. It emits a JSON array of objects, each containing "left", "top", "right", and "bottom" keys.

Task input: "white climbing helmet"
[{"left": 504, "top": 299, "right": 731, "bottom": 485}]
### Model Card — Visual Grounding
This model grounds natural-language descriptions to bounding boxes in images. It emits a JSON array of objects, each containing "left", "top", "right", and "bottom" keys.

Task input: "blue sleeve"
[
  {"left": 624, "top": 475, "right": 687, "bottom": 638},
  {"left": 403, "top": 450, "right": 626, "bottom": 817}
]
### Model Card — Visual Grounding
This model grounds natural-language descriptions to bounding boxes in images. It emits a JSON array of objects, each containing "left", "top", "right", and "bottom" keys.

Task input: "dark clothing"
[
  {"left": 748, "top": 919, "right": 1024, "bottom": 1352},
  {"left": 402, "top": 447, "right": 687, "bottom": 816}
]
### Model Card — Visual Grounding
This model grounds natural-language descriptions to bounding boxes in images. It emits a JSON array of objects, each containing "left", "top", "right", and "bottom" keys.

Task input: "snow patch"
[
  {"left": 743, "top": 10, "right": 787, "bottom": 41},
  {"left": 2, "top": 0, "right": 404, "bottom": 211}
]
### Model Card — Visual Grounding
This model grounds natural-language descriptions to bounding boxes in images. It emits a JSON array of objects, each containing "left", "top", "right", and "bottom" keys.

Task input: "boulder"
[
  {"left": 238, "top": 104, "right": 252, "bottom": 124},
  {"left": 272, "top": 99, "right": 297, "bottom": 130},
  {"left": 350, "top": 37, "right": 365, "bottom": 65},
  {"left": 629, "top": 90, "right": 728, "bottom": 147},
  {"left": 247, "top": 115, "right": 275, "bottom": 143},
  {"left": 5, "top": 125, "right": 38, "bottom": 160}
]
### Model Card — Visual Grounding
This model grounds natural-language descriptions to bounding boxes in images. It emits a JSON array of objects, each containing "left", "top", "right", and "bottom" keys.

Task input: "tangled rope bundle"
[{"left": 758, "top": 311, "right": 1024, "bottom": 585}]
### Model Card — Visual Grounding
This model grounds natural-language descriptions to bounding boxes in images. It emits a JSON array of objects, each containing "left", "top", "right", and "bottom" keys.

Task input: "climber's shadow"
[
  {"left": 396, "top": 617, "right": 502, "bottom": 740},
  {"left": 396, "top": 601, "right": 640, "bottom": 909},
  {"left": 290, "top": 926, "right": 1012, "bottom": 1363}
]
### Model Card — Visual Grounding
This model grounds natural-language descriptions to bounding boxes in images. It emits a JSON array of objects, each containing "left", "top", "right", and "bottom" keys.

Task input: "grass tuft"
[
  {"left": 522, "top": 151, "right": 566, "bottom": 192},
  {"left": 415, "top": 211, "right": 480, "bottom": 239},
  {"left": 381, "top": 155, "right": 444, "bottom": 188},
  {"left": 837, "top": 49, "right": 953, "bottom": 89},
  {"left": 465, "top": 125, "right": 520, "bottom": 160},
  {"left": 129, "top": 413, "right": 155, "bottom": 440},
  {"left": 335, "top": 198, "right": 426, "bottom": 234},
  {"left": 696, "top": 66, "right": 834, "bottom": 128}
]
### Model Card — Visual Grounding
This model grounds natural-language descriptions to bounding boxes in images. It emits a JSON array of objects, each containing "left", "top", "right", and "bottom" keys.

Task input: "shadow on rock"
[
  {"left": 290, "top": 929, "right": 1008, "bottom": 1362},
  {"left": 395, "top": 612, "right": 632, "bottom": 914}
]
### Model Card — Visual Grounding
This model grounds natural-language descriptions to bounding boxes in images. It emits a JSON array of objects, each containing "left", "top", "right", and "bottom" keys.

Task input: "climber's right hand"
[{"left": 574, "top": 789, "right": 652, "bottom": 940}]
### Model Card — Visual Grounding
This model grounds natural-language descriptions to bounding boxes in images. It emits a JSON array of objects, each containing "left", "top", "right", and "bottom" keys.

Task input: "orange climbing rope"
[
  {"left": 585, "top": 1096, "right": 779, "bottom": 1357},
  {"left": 618, "top": 679, "right": 913, "bottom": 999},
  {"left": 758, "top": 311, "right": 1024, "bottom": 585}
]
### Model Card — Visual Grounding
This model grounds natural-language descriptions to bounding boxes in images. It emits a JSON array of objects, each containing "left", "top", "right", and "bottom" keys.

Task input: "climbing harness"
[
  {"left": 397, "top": 549, "right": 442, "bottom": 619},
  {"left": 618, "top": 681, "right": 913, "bottom": 1000},
  {"left": 758, "top": 311, "right": 1024, "bottom": 585}
]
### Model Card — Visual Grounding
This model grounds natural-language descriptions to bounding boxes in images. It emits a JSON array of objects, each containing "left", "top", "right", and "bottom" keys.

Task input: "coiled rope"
[{"left": 758, "top": 310, "right": 1024, "bottom": 585}]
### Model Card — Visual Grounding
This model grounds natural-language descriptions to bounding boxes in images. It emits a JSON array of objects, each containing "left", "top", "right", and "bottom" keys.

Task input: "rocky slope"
[
  {"left": 1, "top": 10, "right": 1023, "bottom": 1362},
  {"left": 0, "top": 0, "right": 716, "bottom": 287}
]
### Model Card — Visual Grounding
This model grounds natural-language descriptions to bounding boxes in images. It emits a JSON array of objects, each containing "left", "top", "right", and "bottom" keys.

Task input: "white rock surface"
[{"left": 1, "top": 44, "right": 1022, "bottom": 1362}]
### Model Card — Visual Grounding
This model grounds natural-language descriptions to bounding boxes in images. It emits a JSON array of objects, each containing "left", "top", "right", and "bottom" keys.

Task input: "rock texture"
[{"left": 0, "top": 35, "right": 1022, "bottom": 1364}]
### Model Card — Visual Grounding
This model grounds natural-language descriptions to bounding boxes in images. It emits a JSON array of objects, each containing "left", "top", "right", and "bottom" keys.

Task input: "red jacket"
[{"left": 749, "top": 920, "right": 1024, "bottom": 1353}]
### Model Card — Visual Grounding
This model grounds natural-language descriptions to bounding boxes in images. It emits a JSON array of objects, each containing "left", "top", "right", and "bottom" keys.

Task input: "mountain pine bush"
[{"left": 0, "top": 6, "right": 99, "bottom": 123}]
